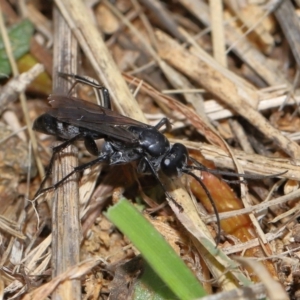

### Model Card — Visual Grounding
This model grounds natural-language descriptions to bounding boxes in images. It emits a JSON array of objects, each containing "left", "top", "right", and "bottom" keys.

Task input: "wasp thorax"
[{"left": 139, "top": 128, "right": 170, "bottom": 157}]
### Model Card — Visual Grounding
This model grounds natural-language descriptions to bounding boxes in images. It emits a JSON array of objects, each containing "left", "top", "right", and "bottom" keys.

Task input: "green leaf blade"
[
  {"left": 106, "top": 199, "right": 206, "bottom": 300},
  {"left": 0, "top": 19, "right": 34, "bottom": 76}
]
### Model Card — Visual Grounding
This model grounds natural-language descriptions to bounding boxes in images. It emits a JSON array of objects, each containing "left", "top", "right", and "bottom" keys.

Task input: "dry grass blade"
[{"left": 209, "top": 0, "right": 227, "bottom": 67}]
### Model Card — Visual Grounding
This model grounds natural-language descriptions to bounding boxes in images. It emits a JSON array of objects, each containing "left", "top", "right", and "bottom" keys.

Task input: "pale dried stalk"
[
  {"left": 204, "top": 91, "right": 300, "bottom": 121},
  {"left": 209, "top": 0, "right": 227, "bottom": 67}
]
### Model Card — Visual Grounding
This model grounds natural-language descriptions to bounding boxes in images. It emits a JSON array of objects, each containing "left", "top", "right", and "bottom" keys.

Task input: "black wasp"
[{"left": 33, "top": 73, "right": 281, "bottom": 244}]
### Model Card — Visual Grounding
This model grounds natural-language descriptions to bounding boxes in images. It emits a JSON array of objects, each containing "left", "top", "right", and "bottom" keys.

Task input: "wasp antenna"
[
  {"left": 189, "top": 157, "right": 207, "bottom": 170},
  {"left": 190, "top": 166, "right": 287, "bottom": 180},
  {"left": 189, "top": 156, "right": 287, "bottom": 179},
  {"left": 184, "top": 170, "right": 221, "bottom": 246},
  {"left": 221, "top": 178, "right": 247, "bottom": 185},
  {"left": 191, "top": 166, "right": 247, "bottom": 178}
]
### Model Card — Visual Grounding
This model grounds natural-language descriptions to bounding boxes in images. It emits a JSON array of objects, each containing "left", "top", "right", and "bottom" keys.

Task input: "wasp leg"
[
  {"left": 38, "top": 153, "right": 110, "bottom": 196},
  {"left": 34, "top": 133, "right": 84, "bottom": 197},
  {"left": 142, "top": 156, "right": 183, "bottom": 211},
  {"left": 58, "top": 72, "right": 111, "bottom": 109}
]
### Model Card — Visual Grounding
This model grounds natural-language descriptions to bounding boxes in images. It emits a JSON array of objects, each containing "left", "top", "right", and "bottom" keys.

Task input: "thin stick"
[{"left": 51, "top": 7, "right": 81, "bottom": 300}]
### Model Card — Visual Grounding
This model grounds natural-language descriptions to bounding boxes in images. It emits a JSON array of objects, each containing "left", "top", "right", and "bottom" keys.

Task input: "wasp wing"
[
  {"left": 47, "top": 94, "right": 150, "bottom": 144},
  {"left": 48, "top": 94, "right": 148, "bottom": 126}
]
